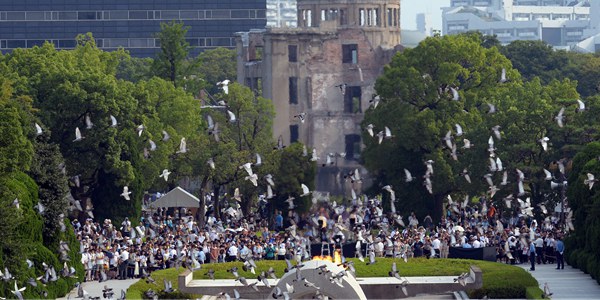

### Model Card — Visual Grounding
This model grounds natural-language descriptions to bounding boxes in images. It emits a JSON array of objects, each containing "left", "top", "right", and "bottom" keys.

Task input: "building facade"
[
  {"left": 267, "top": 0, "right": 298, "bottom": 27},
  {"left": 443, "top": 0, "right": 598, "bottom": 48},
  {"left": 0, "top": 0, "right": 266, "bottom": 57},
  {"left": 236, "top": 0, "right": 402, "bottom": 195}
]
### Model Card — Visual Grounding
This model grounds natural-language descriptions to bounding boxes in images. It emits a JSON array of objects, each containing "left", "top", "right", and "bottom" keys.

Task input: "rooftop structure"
[{"left": 442, "top": 0, "right": 600, "bottom": 49}]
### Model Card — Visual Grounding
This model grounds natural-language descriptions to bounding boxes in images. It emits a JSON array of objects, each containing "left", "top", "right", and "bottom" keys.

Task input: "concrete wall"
[{"left": 236, "top": 0, "right": 402, "bottom": 194}]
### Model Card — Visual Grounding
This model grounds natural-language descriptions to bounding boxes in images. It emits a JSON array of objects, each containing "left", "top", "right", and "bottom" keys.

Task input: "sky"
[{"left": 401, "top": 0, "right": 450, "bottom": 33}]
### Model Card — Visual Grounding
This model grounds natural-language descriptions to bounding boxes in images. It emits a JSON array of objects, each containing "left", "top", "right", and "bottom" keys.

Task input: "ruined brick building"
[{"left": 236, "top": 0, "right": 402, "bottom": 195}]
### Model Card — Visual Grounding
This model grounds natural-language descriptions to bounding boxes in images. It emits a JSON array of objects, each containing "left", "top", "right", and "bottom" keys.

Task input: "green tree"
[
  {"left": 3, "top": 37, "right": 204, "bottom": 222},
  {"left": 565, "top": 141, "right": 600, "bottom": 283},
  {"left": 196, "top": 47, "right": 237, "bottom": 95},
  {"left": 153, "top": 21, "right": 190, "bottom": 86},
  {"left": 364, "top": 33, "right": 580, "bottom": 221},
  {"left": 28, "top": 134, "right": 69, "bottom": 242}
]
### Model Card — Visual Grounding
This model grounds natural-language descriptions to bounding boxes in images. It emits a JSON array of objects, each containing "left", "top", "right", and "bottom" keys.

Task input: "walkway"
[
  {"left": 57, "top": 279, "right": 139, "bottom": 300},
  {"left": 520, "top": 262, "right": 600, "bottom": 299}
]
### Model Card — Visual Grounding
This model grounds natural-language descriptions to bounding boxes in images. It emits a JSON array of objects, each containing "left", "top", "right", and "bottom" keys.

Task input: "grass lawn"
[{"left": 127, "top": 258, "right": 543, "bottom": 299}]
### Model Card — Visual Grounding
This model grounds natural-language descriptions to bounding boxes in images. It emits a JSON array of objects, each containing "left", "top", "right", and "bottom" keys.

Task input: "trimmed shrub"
[
  {"left": 569, "top": 249, "right": 580, "bottom": 268},
  {"left": 577, "top": 251, "right": 590, "bottom": 274}
]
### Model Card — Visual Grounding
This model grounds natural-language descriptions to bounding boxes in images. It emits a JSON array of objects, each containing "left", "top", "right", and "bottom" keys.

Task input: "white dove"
[
  {"left": 110, "top": 115, "right": 118, "bottom": 127},
  {"left": 425, "top": 160, "right": 434, "bottom": 176},
  {"left": 266, "top": 185, "right": 275, "bottom": 199},
  {"left": 217, "top": 79, "right": 230, "bottom": 94},
  {"left": 310, "top": 148, "right": 319, "bottom": 161},
  {"left": 207, "top": 158, "right": 216, "bottom": 170},
  {"left": 300, "top": 184, "right": 311, "bottom": 197},
  {"left": 239, "top": 163, "right": 253, "bottom": 176},
  {"left": 120, "top": 186, "right": 132, "bottom": 200},
  {"left": 382, "top": 185, "right": 396, "bottom": 201},
  {"left": 584, "top": 173, "right": 597, "bottom": 190},
  {"left": 136, "top": 124, "right": 145, "bottom": 137},
  {"left": 73, "top": 127, "right": 84, "bottom": 142},
  {"left": 462, "top": 139, "right": 473, "bottom": 149},
  {"left": 496, "top": 157, "right": 503, "bottom": 172},
  {"left": 424, "top": 177, "right": 433, "bottom": 194},
  {"left": 487, "top": 103, "right": 496, "bottom": 114},
  {"left": 227, "top": 110, "right": 236, "bottom": 122},
  {"left": 555, "top": 107, "right": 565, "bottom": 128},
  {"left": 443, "top": 130, "right": 453, "bottom": 149},
  {"left": 162, "top": 130, "right": 170, "bottom": 141},
  {"left": 366, "top": 124, "right": 374, "bottom": 137},
  {"left": 159, "top": 169, "right": 171, "bottom": 182},
  {"left": 264, "top": 174, "right": 275, "bottom": 186},
  {"left": 539, "top": 137, "right": 549, "bottom": 151},
  {"left": 245, "top": 174, "right": 258, "bottom": 187},
  {"left": 85, "top": 114, "right": 94, "bottom": 129},
  {"left": 404, "top": 169, "right": 414, "bottom": 183},
  {"left": 11, "top": 280, "right": 26, "bottom": 300},
  {"left": 576, "top": 99, "right": 585, "bottom": 112},
  {"left": 455, "top": 124, "right": 464, "bottom": 136},
  {"left": 500, "top": 68, "right": 507, "bottom": 83},
  {"left": 492, "top": 125, "right": 501, "bottom": 140},
  {"left": 35, "top": 123, "right": 43, "bottom": 136},
  {"left": 176, "top": 137, "right": 187, "bottom": 153},
  {"left": 500, "top": 170, "right": 509, "bottom": 186},
  {"left": 450, "top": 87, "right": 459, "bottom": 101}
]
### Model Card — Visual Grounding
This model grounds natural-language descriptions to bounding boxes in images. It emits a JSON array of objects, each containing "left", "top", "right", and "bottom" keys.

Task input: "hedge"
[{"left": 127, "top": 258, "right": 542, "bottom": 299}]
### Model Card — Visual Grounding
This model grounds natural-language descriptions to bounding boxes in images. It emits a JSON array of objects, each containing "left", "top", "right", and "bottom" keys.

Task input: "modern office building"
[
  {"left": 442, "top": 0, "right": 598, "bottom": 48},
  {"left": 236, "top": 0, "right": 402, "bottom": 195},
  {"left": 0, "top": 0, "right": 267, "bottom": 57},
  {"left": 267, "top": 0, "right": 298, "bottom": 27}
]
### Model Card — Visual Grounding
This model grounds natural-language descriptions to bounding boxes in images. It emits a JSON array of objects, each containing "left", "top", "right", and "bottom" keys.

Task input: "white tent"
[{"left": 149, "top": 187, "right": 200, "bottom": 208}]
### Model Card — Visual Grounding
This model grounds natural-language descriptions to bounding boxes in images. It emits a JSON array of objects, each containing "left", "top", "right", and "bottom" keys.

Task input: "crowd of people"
[{"left": 71, "top": 194, "right": 568, "bottom": 282}]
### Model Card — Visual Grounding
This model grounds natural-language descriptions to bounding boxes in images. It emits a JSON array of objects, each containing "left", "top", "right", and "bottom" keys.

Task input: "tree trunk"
[
  {"left": 213, "top": 185, "right": 221, "bottom": 221},
  {"left": 433, "top": 193, "right": 444, "bottom": 223},
  {"left": 197, "top": 176, "right": 209, "bottom": 227}
]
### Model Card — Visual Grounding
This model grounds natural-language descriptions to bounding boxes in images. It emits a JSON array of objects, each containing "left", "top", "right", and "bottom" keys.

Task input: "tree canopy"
[{"left": 363, "top": 33, "right": 589, "bottom": 222}]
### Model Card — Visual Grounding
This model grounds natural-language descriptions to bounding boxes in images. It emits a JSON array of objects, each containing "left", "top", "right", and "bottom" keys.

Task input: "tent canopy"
[{"left": 150, "top": 187, "right": 200, "bottom": 208}]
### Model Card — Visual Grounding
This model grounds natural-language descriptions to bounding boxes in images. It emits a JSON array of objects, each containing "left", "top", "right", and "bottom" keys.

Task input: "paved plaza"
[{"left": 520, "top": 262, "right": 600, "bottom": 299}]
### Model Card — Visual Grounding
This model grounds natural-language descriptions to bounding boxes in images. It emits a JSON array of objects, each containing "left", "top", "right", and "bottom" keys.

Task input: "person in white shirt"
[
  {"left": 118, "top": 248, "right": 129, "bottom": 280},
  {"left": 227, "top": 243, "right": 238, "bottom": 262},
  {"left": 431, "top": 235, "right": 441, "bottom": 257}
]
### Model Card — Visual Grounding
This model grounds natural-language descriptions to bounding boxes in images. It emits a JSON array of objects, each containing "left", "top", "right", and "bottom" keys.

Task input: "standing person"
[
  {"left": 555, "top": 236, "right": 565, "bottom": 270},
  {"left": 274, "top": 210, "right": 283, "bottom": 232},
  {"left": 529, "top": 240, "right": 536, "bottom": 271},
  {"left": 118, "top": 247, "right": 129, "bottom": 279}
]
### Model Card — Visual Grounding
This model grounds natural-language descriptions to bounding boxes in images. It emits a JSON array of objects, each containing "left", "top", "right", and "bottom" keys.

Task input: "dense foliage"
[
  {"left": 364, "top": 33, "right": 585, "bottom": 220},
  {"left": 565, "top": 141, "right": 600, "bottom": 284},
  {"left": 0, "top": 80, "right": 82, "bottom": 299}
]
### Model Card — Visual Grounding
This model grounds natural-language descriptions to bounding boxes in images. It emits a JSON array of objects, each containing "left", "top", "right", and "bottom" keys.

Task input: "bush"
[
  {"left": 587, "top": 255, "right": 599, "bottom": 280},
  {"left": 526, "top": 286, "right": 544, "bottom": 299},
  {"left": 569, "top": 249, "right": 580, "bottom": 268},
  {"left": 470, "top": 286, "right": 526, "bottom": 299},
  {"left": 577, "top": 251, "right": 590, "bottom": 274}
]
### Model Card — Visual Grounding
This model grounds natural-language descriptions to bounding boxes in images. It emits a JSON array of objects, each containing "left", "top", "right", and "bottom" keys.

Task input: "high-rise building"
[
  {"left": 416, "top": 13, "right": 429, "bottom": 35},
  {"left": 267, "top": 0, "right": 298, "bottom": 27},
  {"left": 236, "top": 0, "right": 402, "bottom": 195},
  {"left": 0, "top": 0, "right": 267, "bottom": 57},
  {"left": 443, "top": 0, "right": 593, "bottom": 48}
]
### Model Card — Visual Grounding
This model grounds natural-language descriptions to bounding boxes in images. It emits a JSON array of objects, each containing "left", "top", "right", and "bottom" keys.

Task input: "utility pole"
[{"left": 560, "top": 172, "right": 567, "bottom": 227}]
